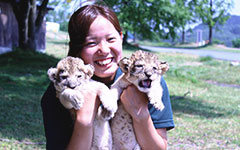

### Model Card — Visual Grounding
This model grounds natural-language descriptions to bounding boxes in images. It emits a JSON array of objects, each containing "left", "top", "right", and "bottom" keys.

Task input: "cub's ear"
[
  {"left": 119, "top": 57, "right": 131, "bottom": 73},
  {"left": 85, "top": 64, "right": 95, "bottom": 78},
  {"left": 48, "top": 68, "right": 58, "bottom": 82},
  {"left": 159, "top": 61, "right": 169, "bottom": 75}
]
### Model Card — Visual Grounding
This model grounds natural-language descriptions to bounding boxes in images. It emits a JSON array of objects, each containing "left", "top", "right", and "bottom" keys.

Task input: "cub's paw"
[
  {"left": 98, "top": 95, "right": 118, "bottom": 120},
  {"left": 69, "top": 93, "right": 84, "bottom": 110},
  {"left": 97, "top": 106, "right": 114, "bottom": 121}
]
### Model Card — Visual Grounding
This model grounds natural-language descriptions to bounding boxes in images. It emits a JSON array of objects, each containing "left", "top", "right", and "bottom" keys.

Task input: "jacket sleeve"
[{"left": 41, "top": 83, "right": 74, "bottom": 150}]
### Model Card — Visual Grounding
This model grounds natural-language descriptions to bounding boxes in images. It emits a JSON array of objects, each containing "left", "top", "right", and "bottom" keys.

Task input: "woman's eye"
[
  {"left": 86, "top": 42, "right": 96, "bottom": 47},
  {"left": 107, "top": 37, "right": 116, "bottom": 42}
]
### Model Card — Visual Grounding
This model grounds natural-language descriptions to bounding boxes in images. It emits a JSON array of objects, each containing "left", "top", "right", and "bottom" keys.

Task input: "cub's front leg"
[
  {"left": 58, "top": 88, "right": 84, "bottom": 110},
  {"left": 96, "top": 81, "right": 118, "bottom": 120},
  {"left": 147, "top": 84, "right": 165, "bottom": 111},
  {"left": 110, "top": 74, "right": 130, "bottom": 101}
]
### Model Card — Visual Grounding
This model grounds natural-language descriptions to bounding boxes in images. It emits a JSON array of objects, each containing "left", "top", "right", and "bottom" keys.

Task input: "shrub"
[
  {"left": 232, "top": 38, "right": 240, "bottom": 48},
  {"left": 212, "top": 39, "right": 224, "bottom": 45},
  {"left": 199, "top": 56, "right": 213, "bottom": 62}
]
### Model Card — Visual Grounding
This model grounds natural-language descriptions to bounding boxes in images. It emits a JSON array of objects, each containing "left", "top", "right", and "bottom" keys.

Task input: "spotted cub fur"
[
  {"left": 48, "top": 56, "right": 117, "bottom": 150},
  {"left": 110, "top": 50, "right": 169, "bottom": 150}
]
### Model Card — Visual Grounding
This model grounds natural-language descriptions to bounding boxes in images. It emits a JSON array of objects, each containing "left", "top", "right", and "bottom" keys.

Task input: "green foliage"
[
  {"left": 101, "top": 0, "right": 187, "bottom": 41},
  {"left": 46, "top": 0, "right": 72, "bottom": 32},
  {"left": 212, "top": 38, "right": 224, "bottom": 45},
  {"left": 232, "top": 38, "right": 240, "bottom": 48},
  {"left": 194, "top": 0, "right": 233, "bottom": 43},
  {"left": 172, "top": 0, "right": 197, "bottom": 42},
  {"left": 199, "top": 56, "right": 213, "bottom": 62}
]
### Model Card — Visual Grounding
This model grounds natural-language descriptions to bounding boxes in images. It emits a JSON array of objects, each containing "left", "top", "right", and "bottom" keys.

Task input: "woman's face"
[{"left": 80, "top": 16, "right": 123, "bottom": 80}]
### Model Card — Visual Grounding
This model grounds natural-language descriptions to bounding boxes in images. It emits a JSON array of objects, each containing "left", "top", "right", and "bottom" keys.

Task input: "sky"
[{"left": 231, "top": 0, "right": 240, "bottom": 16}]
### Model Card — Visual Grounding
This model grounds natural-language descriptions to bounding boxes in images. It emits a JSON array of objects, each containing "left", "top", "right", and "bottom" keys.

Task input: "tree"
[
  {"left": 100, "top": 0, "right": 185, "bottom": 44},
  {"left": 194, "top": 0, "right": 233, "bottom": 44},
  {"left": 172, "top": 0, "right": 197, "bottom": 44},
  {"left": 46, "top": 0, "right": 72, "bottom": 31},
  {"left": 10, "top": 0, "right": 49, "bottom": 50}
]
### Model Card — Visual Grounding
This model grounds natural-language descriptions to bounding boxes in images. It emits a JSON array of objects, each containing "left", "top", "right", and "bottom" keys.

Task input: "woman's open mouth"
[{"left": 95, "top": 57, "right": 113, "bottom": 66}]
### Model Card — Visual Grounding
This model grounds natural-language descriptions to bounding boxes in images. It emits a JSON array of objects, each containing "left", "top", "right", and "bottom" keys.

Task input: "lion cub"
[
  {"left": 48, "top": 56, "right": 117, "bottom": 150},
  {"left": 110, "top": 50, "right": 169, "bottom": 150}
]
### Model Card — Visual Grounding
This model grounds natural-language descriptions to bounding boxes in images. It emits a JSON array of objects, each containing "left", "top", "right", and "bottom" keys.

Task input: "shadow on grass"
[
  {"left": 0, "top": 50, "right": 59, "bottom": 144},
  {"left": 170, "top": 95, "right": 239, "bottom": 118}
]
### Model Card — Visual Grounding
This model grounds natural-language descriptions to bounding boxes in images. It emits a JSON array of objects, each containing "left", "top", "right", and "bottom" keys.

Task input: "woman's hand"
[
  {"left": 120, "top": 84, "right": 168, "bottom": 150},
  {"left": 67, "top": 85, "right": 101, "bottom": 150},
  {"left": 74, "top": 88, "right": 101, "bottom": 126},
  {"left": 120, "top": 84, "right": 149, "bottom": 121}
]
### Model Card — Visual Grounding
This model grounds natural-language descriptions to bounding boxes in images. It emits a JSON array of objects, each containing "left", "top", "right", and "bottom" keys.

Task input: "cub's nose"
[
  {"left": 144, "top": 72, "right": 151, "bottom": 78},
  {"left": 67, "top": 81, "right": 77, "bottom": 89},
  {"left": 69, "top": 85, "right": 76, "bottom": 89}
]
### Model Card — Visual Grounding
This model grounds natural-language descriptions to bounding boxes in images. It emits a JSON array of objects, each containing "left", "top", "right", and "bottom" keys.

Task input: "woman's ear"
[{"left": 120, "top": 32, "right": 123, "bottom": 42}]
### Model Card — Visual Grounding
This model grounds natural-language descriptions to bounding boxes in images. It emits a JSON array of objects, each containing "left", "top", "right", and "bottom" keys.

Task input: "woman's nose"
[{"left": 98, "top": 41, "right": 110, "bottom": 54}]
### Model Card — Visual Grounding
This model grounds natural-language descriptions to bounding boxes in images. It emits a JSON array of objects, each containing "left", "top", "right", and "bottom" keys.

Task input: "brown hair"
[{"left": 68, "top": 5, "right": 122, "bottom": 57}]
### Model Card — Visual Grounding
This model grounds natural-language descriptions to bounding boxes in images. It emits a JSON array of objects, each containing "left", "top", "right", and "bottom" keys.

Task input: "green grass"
[
  {"left": 159, "top": 53, "right": 240, "bottom": 149},
  {"left": 0, "top": 50, "right": 59, "bottom": 149},
  {"left": 0, "top": 31, "right": 239, "bottom": 149}
]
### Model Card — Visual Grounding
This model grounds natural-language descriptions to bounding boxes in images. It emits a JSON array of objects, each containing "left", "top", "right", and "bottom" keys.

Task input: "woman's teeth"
[{"left": 96, "top": 58, "right": 112, "bottom": 66}]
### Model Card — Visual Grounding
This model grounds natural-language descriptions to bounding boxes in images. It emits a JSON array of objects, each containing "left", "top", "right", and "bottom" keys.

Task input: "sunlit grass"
[{"left": 0, "top": 31, "right": 239, "bottom": 149}]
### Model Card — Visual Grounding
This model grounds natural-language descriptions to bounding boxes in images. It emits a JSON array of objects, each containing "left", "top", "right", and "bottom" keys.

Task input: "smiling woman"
[
  {"left": 41, "top": 4, "right": 174, "bottom": 150},
  {"left": 80, "top": 15, "right": 123, "bottom": 80}
]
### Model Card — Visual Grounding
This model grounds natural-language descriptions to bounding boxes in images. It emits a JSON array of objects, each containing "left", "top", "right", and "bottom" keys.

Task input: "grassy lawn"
[{"left": 0, "top": 31, "right": 239, "bottom": 149}]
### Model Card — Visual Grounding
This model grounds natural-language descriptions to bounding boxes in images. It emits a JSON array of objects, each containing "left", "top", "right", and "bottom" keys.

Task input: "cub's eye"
[
  {"left": 60, "top": 75, "right": 68, "bottom": 80},
  {"left": 77, "top": 75, "right": 82, "bottom": 78},
  {"left": 153, "top": 66, "right": 158, "bottom": 70},
  {"left": 59, "top": 69, "right": 64, "bottom": 73},
  {"left": 135, "top": 64, "right": 143, "bottom": 68}
]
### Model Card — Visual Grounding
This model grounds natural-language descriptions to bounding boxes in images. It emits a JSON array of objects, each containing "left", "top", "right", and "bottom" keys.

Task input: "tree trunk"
[
  {"left": 18, "top": 1, "right": 31, "bottom": 49},
  {"left": 123, "top": 31, "right": 128, "bottom": 45},
  {"left": 209, "top": 25, "right": 212, "bottom": 44},
  {"left": 28, "top": 0, "right": 37, "bottom": 50},
  {"left": 208, "top": 0, "right": 213, "bottom": 45},
  {"left": 181, "top": 30, "right": 185, "bottom": 44},
  {"left": 11, "top": 0, "right": 49, "bottom": 51},
  {"left": 133, "top": 31, "right": 136, "bottom": 43},
  {"left": 35, "top": 0, "right": 49, "bottom": 33}
]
